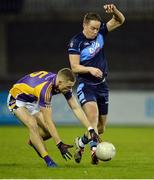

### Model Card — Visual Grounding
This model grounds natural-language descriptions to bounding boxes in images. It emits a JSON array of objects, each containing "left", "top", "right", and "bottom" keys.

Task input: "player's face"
[
  {"left": 83, "top": 20, "right": 101, "bottom": 39},
  {"left": 58, "top": 80, "right": 75, "bottom": 93}
]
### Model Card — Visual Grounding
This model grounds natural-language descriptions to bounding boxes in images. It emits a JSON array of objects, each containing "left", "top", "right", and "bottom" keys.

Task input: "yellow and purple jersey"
[{"left": 9, "top": 71, "right": 72, "bottom": 108}]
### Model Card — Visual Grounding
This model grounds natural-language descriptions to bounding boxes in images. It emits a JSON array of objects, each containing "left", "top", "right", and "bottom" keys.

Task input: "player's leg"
[
  {"left": 14, "top": 107, "right": 57, "bottom": 167},
  {"left": 32, "top": 111, "right": 58, "bottom": 167},
  {"left": 7, "top": 94, "right": 57, "bottom": 168},
  {"left": 7, "top": 96, "right": 47, "bottom": 156},
  {"left": 34, "top": 111, "right": 51, "bottom": 141},
  {"left": 74, "top": 83, "right": 99, "bottom": 164},
  {"left": 27, "top": 112, "right": 51, "bottom": 158},
  {"left": 24, "top": 102, "right": 51, "bottom": 150},
  {"left": 74, "top": 102, "right": 99, "bottom": 163},
  {"left": 97, "top": 115, "right": 107, "bottom": 136},
  {"left": 97, "top": 81, "right": 109, "bottom": 140},
  {"left": 82, "top": 102, "right": 99, "bottom": 164},
  {"left": 82, "top": 101, "right": 99, "bottom": 132}
]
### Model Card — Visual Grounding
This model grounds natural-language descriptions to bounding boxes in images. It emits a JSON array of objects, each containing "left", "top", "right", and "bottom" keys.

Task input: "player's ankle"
[
  {"left": 89, "top": 140, "right": 97, "bottom": 150},
  {"left": 78, "top": 137, "right": 85, "bottom": 148},
  {"left": 78, "top": 134, "right": 89, "bottom": 148},
  {"left": 81, "top": 134, "right": 89, "bottom": 144},
  {"left": 43, "top": 155, "right": 53, "bottom": 165}
]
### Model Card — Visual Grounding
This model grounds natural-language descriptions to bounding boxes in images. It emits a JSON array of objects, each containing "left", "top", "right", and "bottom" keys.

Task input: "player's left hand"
[
  {"left": 57, "top": 141, "right": 73, "bottom": 160},
  {"left": 103, "top": 4, "right": 117, "bottom": 14},
  {"left": 89, "top": 129, "right": 99, "bottom": 143}
]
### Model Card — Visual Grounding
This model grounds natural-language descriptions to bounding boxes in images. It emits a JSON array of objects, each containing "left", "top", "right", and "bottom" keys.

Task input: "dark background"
[{"left": 0, "top": 0, "right": 154, "bottom": 90}]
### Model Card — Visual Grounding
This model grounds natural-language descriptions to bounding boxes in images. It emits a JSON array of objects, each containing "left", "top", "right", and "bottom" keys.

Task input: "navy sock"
[
  {"left": 89, "top": 140, "right": 97, "bottom": 150},
  {"left": 81, "top": 134, "right": 89, "bottom": 145},
  {"left": 44, "top": 155, "right": 52, "bottom": 165}
]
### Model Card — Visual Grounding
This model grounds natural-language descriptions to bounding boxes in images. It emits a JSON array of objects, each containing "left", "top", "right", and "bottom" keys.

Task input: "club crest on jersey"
[
  {"left": 70, "top": 41, "right": 74, "bottom": 48},
  {"left": 84, "top": 42, "right": 90, "bottom": 46}
]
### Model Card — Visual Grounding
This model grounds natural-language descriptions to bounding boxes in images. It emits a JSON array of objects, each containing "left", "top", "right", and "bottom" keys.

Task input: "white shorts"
[{"left": 7, "top": 94, "right": 40, "bottom": 115}]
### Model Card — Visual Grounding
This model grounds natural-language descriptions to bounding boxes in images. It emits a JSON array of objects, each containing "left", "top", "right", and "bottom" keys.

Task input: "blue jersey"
[{"left": 68, "top": 22, "right": 108, "bottom": 84}]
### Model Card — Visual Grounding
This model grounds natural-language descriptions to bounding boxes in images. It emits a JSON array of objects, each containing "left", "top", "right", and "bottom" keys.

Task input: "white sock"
[
  {"left": 78, "top": 138, "right": 85, "bottom": 148},
  {"left": 92, "top": 147, "right": 97, "bottom": 152}
]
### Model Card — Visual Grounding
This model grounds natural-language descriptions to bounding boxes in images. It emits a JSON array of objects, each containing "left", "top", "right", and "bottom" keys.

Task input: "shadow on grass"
[{"left": 0, "top": 163, "right": 21, "bottom": 167}]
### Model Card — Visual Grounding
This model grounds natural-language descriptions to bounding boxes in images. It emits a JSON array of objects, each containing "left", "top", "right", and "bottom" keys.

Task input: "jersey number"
[{"left": 30, "top": 71, "right": 48, "bottom": 78}]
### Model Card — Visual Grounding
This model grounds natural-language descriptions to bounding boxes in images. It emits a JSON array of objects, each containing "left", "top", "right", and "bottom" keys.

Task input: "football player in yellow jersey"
[{"left": 7, "top": 68, "right": 98, "bottom": 167}]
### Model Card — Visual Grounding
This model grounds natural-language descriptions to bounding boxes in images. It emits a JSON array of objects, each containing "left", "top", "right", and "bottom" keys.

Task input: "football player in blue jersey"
[
  {"left": 68, "top": 4, "right": 125, "bottom": 164},
  {"left": 7, "top": 68, "right": 98, "bottom": 167}
]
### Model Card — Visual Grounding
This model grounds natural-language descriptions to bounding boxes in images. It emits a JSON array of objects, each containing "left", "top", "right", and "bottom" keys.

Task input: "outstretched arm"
[
  {"left": 40, "top": 107, "right": 73, "bottom": 160},
  {"left": 67, "top": 94, "right": 99, "bottom": 141},
  {"left": 67, "top": 94, "right": 91, "bottom": 128},
  {"left": 104, "top": 4, "right": 125, "bottom": 32}
]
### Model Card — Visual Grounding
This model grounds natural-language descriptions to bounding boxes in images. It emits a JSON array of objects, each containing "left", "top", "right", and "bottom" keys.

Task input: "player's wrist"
[
  {"left": 84, "top": 67, "right": 90, "bottom": 73},
  {"left": 56, "top": 141, "right": 63, "bottom": 148}
]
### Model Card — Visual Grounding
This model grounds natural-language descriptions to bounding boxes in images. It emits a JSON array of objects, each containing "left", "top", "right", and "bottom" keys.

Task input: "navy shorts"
[{"left": 76, "top": 80, "right": 109, "bottom": 115}]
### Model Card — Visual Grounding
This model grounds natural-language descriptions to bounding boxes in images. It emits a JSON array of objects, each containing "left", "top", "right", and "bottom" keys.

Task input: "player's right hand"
[
  {"left": 57, "top": 141, "right": 73, "bottom": 160},
  {"left": 104, "top": 4, "right": 117, "bottom": 14},
  {"left": 89, "top": 67, "right": 103, "bottom": 78}
]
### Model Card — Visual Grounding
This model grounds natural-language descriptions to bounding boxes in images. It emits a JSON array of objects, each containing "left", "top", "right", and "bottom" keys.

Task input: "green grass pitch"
[{"left": 0, "top": 125, "right": 154, "bottom": 179}]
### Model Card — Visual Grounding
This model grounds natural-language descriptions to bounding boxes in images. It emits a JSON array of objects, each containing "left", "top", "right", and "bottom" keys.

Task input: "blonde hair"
[{"left": 57, "top": 68, "right": 76, "bottom": 82}]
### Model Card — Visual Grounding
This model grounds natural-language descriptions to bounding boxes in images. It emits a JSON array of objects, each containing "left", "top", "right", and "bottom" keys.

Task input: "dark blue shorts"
[{"left": 76, "top": 80, "right": 109, "bottom": 115}]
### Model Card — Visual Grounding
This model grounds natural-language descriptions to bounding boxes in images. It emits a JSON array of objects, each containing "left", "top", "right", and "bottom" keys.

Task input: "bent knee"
[
  {"left": 27, "top": 121, "right": 38, "bottom": 131},
  {"left": 43, "top": 133, "right": 51, "bottom": 141}
]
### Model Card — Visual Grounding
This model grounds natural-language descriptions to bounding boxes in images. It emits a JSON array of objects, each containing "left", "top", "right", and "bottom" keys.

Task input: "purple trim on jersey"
[
  {"left": 44, "top": 73, "right": 56, "bottom": 81},
  {"left": 16, "top": 72, "right": 56, "bottom": 88},
  {"left": 14, "top": 72, "right": 72, "bottom": 107},
  {"left": 16, "top": 72, "right": 56, "bottom": 107},
  {"left": 39, "top": 81, "right": 52, "bottom": 107}
]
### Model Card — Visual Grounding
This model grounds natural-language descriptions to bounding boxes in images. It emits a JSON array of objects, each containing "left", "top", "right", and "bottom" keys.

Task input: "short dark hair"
[
  {"left": 83, "top": 12, "right": 101, "bottom": 24},
  {"left": 58, "top": 68, "right": 76, "bottom": 82}
]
